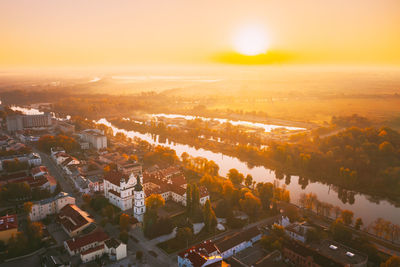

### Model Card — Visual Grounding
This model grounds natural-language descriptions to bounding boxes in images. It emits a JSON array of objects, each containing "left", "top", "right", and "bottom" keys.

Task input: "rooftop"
[
  {"left": 0, "top": 214, "right": 17, "bottom": 231},
  {"left": 65, "top": 229, "right": 109, "bottom": 251},
  {"left": 215, "top": 227, "right": 260, "bottom": 253},
  {"left": 311, "top": 239, "right": 368, "bottom": 266},
  {"left": 58, "top": 204, "right": 93, "bottom": 232}
]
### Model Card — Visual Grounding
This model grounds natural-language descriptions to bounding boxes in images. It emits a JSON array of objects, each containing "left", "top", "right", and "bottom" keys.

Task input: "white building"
[
  {"left": 30, "top": 192, "right": 75, "bottom": 221},
  {"left": 133, "top": 176, "right": 145, "bottom": 222},
  {"left": 81, "top": 129, "right": 107, "bottom": 150},
  {"left": 103, "top": 171, "right": 142, "bottom": 211},
  {"left": 214, "top": 226, "right": 261, "bottom": 259},
  {"left": 284, "top": 221, "right": 313, "bottom": 243},
  {"left": 64, "top": 229, "right": 109, "bottom": 256},
  {"left": 80, "top": 238, "right": 127, "bottom": 263}
]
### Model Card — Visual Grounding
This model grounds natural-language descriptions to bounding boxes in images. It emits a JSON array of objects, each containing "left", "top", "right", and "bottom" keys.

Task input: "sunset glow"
[{"left": 233, "top": 25, "right": 269, "bottom": 56}]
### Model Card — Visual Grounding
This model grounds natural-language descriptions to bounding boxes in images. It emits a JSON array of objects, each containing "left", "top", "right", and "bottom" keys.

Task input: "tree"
[
  {"left": 285, "top": 205, "right": 299, "bottom": 222},
  {"left": 340, "top": 210, "right": 354, "bottom": 226},
  {"left": 380, "top": 256, "right": 400, "bottom": 267},
  {"left": 103, "top": 205, "right": 115, "bottom": 221},
  {"left": 145, "top": 194, "right": 165, "bottom": 210},
  {"left": 331, "top": 218, "right": 352, "bottom": 243},
  {"left": 239, "top": 192, "right": 261, "bottom": 219},
  {"left": 256, "top": 182, "right": 274, "bottom": 210},
  {"left": 23, "top": 201, "right": 33, "bottom": 215},
  {"left": 176, "top": 227, "right": 193, "bottom": 248},
  {"left": 119, "top": 213, "right": 131, "bottom": 231},
  {"left": 306, "top": 228, "right": 322, "bottom": 243},
  {"left": 203, "top": 199, "right": 217, "bottom": 232},
  {"left": 355, "top": 218, "right": 363, "bottom": 230},
  {"left": 119, "top": 231, "right": 129, "bottom": 244},
  {"left": 244, "top": 174, "right": 253, "bottom": 188},
  {"left": 222, "top": 180, "right": 235, "bottom": 202},
  {"left": 227, "top": 169, "right": 244, "bottom": 187},
  {"left": 186, "top": 184, "right": 192, "bottom": 215}
]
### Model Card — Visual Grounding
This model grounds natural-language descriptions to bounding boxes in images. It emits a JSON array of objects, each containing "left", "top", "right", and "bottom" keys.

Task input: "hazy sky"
[{"left": 1, "top": 0, "right": 400, "bottom": 66}]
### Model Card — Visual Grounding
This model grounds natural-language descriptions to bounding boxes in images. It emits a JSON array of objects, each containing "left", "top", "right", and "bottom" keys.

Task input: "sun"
[{"left": 233, "top": 25, "right": 269, "bottom": 56}]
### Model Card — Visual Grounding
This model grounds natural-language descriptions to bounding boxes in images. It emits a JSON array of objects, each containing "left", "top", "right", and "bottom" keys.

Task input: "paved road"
[
  {"left": 35, "top": 148, "right": 82, "bottom": 205},
  {"left": 129, "top": 227, "right": 176, "bottom": 267}
]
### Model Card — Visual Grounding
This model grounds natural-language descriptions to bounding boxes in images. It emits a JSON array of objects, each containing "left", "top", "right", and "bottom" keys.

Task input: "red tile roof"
[
  {"left": 65, "top": 229, "right": 109, "bottom": 252},
  {"left": 31, "top": 166, "right": 48, "bottom": 176},
  {"left": 0, "top": 214, "right": 17, "bottom": 231},
  {"left": 178, "top": 240, "right": 220, "bottom": 267},
  {"left": 104, "top": 171, "right": 128, "bottom": 186},
  {"left": 58, "top": 204, "right": 93, "bottom": 232}
]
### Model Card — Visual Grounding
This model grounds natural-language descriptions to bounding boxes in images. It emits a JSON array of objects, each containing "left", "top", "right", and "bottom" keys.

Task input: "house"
[
  {"left": 284, "top": 221, "right": 313, "bottom": 243},
  {"left": 214, "top": 227, "right": 262, "bottom": 259},
  {"left": 30, "top": 192, "right": 76, "bottom": 221},
  {"left": 104, "top": 238, "right": 127, "bottom": 261},
  {"left": 28, "top": 152, "right": 42, "bottom": 166},
  {"left": 81, "top": 129, "right": 107, "bottom": 150},
  {"left": 143, "top": 169, "right": 209, "bottom": 207},
  {"left": 64, "top": 229, "right": 109, "bottom": 256},
  {"left": 117, "top": 162, "right": 142, "bottom": 175},
  {"left": 56, "top": 120, "right": 75, "bottom": 134},
  {"left": 0, "top": 214, "right": 18, "bottom": 243},
  {"left": 51, "top": 147, "right": 65, "bottom": 158},
  {"left": 79, "top": 238, "right": 127, "bottom": 263},
  {"left": 73, "top": 176, "right": 90, "bottom": 194},
  {"left": 58, "top": 204, "right": 94, "bottom": 237},
  {"left": 31, "top": 166, "right": 49, "bottom": 178},
  {"left": 178, "top": 240, "right": 223, "bottom": 267},
  {"left": 103, "top": 171, "right": 141, "bottom": 211}
]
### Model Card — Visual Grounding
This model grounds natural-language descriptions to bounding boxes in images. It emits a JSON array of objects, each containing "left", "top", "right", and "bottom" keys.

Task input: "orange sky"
[{"left": 1, "top": 0, "right": 400, "bottom": 66}]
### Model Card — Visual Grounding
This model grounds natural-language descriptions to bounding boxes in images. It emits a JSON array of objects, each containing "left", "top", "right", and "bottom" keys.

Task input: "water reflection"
[{"left": 8, "top": 106, "right": 400, "bottom": 226}]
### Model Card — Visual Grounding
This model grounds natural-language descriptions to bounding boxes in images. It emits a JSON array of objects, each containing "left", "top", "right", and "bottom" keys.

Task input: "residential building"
[
  {"left": 64, "top": 229, "right": 109, "bottom": 256},
  {"left": 214, "top": 227, "right": 262, "bottom": 259},
  {"left": 31, "top": 166, "right": 49, "bottom": 178},
  {"left": 284, "top": 221, "right": 313, "bottom": 243},
  {"left": 78, "top": 237, "right": 127, "bottom": 263},
  {"left": 56, "top": 120, "right": 75, "bottom": 133},
  {"left": 30, "top": 192, "right": 76, "bottom": 221},
  {"left": 81, "top": 129, "right": 107, "bottom": 150},
  {"left": 6, "top": 113, "right": 52, "bottom": 132},
  {"left": 104, "top": 238, "right": 127, "bottom": 261},
  {"left": 58, "top": 204, "right": 94, "bottom": 237},
  {"left": 0, "top": 214, "right": 18, "bottom": 243},
  {"left": 178, "top": 240, "right": 223, "bottom": 267},
  {"left": 117, "top": 162, "right": 142, "bottom": 175},
  {"left": 283, "top": 240, "right": 368, "bottom": 267}
]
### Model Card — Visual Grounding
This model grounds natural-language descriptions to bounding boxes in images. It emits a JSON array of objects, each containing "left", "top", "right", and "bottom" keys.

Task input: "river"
[
  {"left": 11, "top": 106, "right": 400, "bottom": 226},
  {"left": 95, "top": 118, "right": 400, "bottom": 227}
]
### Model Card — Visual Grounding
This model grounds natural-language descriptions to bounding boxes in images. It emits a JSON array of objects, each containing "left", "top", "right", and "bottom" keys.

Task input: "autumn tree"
[
  {"left": 239, "top": 192, "right": 261, "bottom": 219},
  {"left": 380, "top": 256, "right": 400, "bottom": 267},
  {"left": 119, "top": 213, "right": 131, "bottom": 231},
  {"left": 244, "top": 174, "right": 253, "bottom": 188},
  {"left": 355, "top": 217, "right": 363, "bottom": 230},
  {"left": 203, "top": 199, "right": 217, "bottom": 232},
  {"left": 340, "top": 210, "right": 354, "bottom": 226},
  {"left": 256, "top": 182, "right": 274, "bottom": 210},
  {"left": 177, "top": 227, "right": 193, "bottom": 248},
  {"left": 227, "top": 169, "right": 244, "bottom": 187},
  {"left": 145, "top": 194, "right": 165, "bottom": 210}
]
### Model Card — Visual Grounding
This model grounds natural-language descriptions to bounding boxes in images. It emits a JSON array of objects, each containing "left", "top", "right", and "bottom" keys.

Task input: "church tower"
[{"left": 133, "top": 176, "right": 145, "bottom": 222}]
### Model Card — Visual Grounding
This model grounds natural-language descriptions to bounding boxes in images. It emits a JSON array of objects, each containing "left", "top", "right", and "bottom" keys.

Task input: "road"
[{"left": 34, "top": 148, "right": 82, "bottom": 205}]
